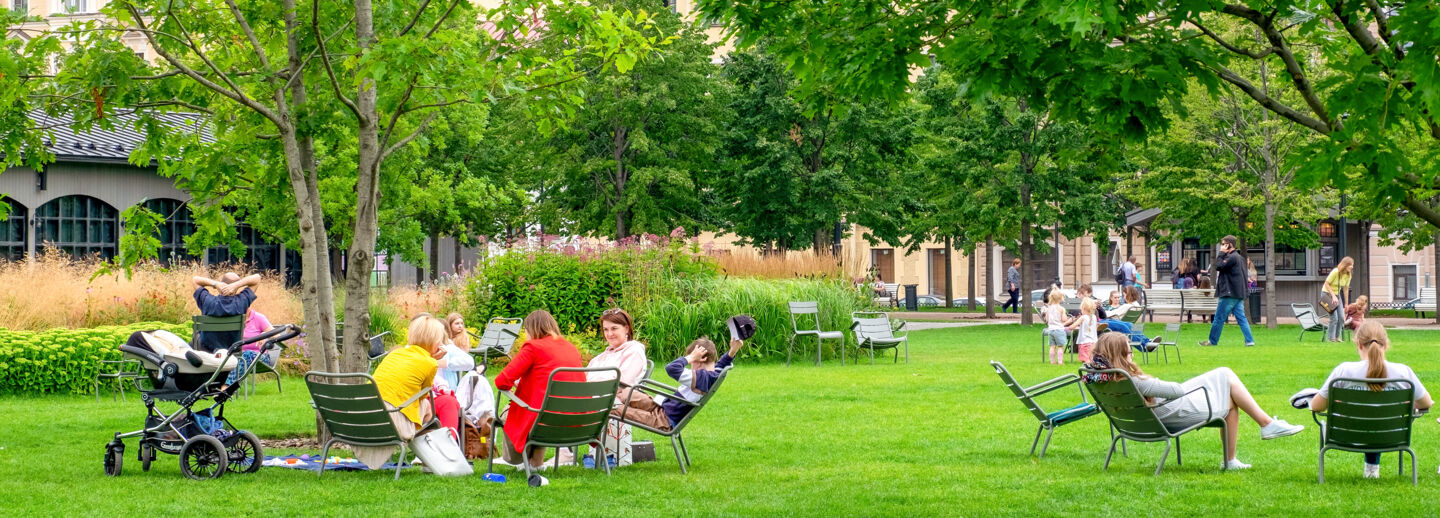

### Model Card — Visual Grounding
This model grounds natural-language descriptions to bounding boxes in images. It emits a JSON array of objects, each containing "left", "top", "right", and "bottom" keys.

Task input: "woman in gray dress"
[{"left": 1090, "top": 334, "right": 1305, "bottom": 470}]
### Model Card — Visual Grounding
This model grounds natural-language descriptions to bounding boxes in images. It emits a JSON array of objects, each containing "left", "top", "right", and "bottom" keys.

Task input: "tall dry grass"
[
  {"left": 0, "top": 250, "right": 302, "bottom": 331},
  {"left": 712, "top": 249, "right": 844, "bottom": 280}
]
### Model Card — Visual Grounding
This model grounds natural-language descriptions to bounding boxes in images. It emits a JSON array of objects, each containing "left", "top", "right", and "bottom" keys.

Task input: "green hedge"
[
  {"left": 630, "top": 277, "right": 870, "bottom": 362},
  {"left": 0, "top": 322, "right": 190, "bottom": 395}
]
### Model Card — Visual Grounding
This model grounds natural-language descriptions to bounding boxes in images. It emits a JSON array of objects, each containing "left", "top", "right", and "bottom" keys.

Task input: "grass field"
[{"left": 2, "top": 323, "right": 1439, "bottom": 516}]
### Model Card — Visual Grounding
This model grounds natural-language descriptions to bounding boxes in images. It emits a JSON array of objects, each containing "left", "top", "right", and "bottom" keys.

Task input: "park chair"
[
  {"left": 1037, "top": 323, "right": 1076, "bottom": 364},
  {"left": 1414, "top": 287, "right": 1436, "bottom": 318},
  {"left": 305, "top": 371, "right": 441, "bottom": 480},
  {"left": 488, "top": 367, "right": 620, "bottom": 486},
  {"left": 94, "top": 358, "right": 142, "bottom": 402},
  {"left": 990, "top": 361, "right": 1101, "bottom": 457},
  {"left": 850, "top": 311, "right": 909, "bottom": 364},
  {"left": 1150, "top": 323, "right": 1182, "bottom": 365},
  {"left": 1313, "top": 377, "right": 1420, "bottom": 484},
  {"left": 191, "top": 314, "right": 244, "bottom": 351},
  {"left": 1119, "top": 306, "right": 1144, "bottom": 324},
  {"left": 1126, "top": 323, "right": 1155, "bottom": 364},
  {"left": 788, "top": 302, "right": 846, "bottom": 366},
  {"left": 612, "top": 367, "right": 731, "bottom": 474},
  {"left": 473, "top": 317, "right": 523, "bottom": 364},
  {"left": 361, "top": 331, "right": 393, "bottom": 372},
  {"left": 1291, "top": 303, "right": 1331, "bottom": 342},
  {"left": 242, "top": 341, "right": 286, "bottom": 399},
  {"left": 1081, "top": 367, "right": 1229, "bottom": 475}
]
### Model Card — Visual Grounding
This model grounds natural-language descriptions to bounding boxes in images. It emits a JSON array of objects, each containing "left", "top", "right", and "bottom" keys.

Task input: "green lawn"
[{"left": 2, "top": 324, "right": 1439, "bottom": 516}]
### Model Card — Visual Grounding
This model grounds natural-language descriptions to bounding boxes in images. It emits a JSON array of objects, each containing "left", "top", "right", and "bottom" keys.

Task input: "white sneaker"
[
  {"left": 1225, "top": 458, "right": 1252, "bottom": 470},
  {"left": 1364, "top": 463, "right": 1380, "bottom": 479},
  {"left": 1260, "top": 417, "right": 1304, "bottom": 439}
]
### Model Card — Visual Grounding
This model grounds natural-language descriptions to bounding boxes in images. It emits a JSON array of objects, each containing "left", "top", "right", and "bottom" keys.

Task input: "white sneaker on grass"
[
  {"left": 1259, "top": 417, "right": 1304, "bottom": 439},
  {"left": 1364, "top": 463, "right": 1380, "bottom": 479},
  {"left": 1225, "top": 458, "right": 1252, "bottom": 470}
]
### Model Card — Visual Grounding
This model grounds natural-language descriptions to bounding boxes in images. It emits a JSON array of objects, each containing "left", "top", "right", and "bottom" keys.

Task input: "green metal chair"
[
  {"left": 242, "top": 342, "right": 285, "bottom": 399},
  {"left": 94, "top": 358, "right": 142, "bottom": 402},
  {"left": 612, "top": 367, "right": 731, "bottom": 474},
  {"left": 473, "top": 317, "right": 523, "bottom": 364},
  {"left": 788, "top": 302, "right": 845, "bottom": 366},
  {"left": 1081, "top": 367, "right": 1229, "bottom": 475},
  {"left": 850, "top": 311, "right": 908, "bottom": 364},
  {"left": 1151, "top": 323, "right": 1182, "bottom": 365},
  {"left": 305, "top": 371, "right": 440, "bottom": 480},
  {"left": 1119, "top": 306, "right": 1144, "bottom": 324},
  {"left": 1313, "top": 377, "right": 1420, "bottom": 484},
  {"left": 488, "top": 367, "right": 620, "bottom": 486},
  {"left": 1126, "top": 322, "right": 1155, "bottom": 365},
  {"left": 990, "top": 361, "right": 1101, "bottom": 457}
]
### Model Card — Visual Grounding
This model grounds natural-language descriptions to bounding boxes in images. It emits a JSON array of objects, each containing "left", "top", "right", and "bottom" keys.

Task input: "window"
[
  {"left": 870, "top": 248, "right": 894, "bottom": 284},
  {"left": 207, "top": 224, "right": 280, "bottom": 272},
  {"left": 36, "top": 195, "right": 117, "bottom": 259},
  {"left": 141, "top": 199, "right": 197, "bottom": 265},
  {"left": 1394, "top": 265, "right": 1418, "bottom": 301},
  {"left": 1246, "top": 243, "right": 1307, "bottom": 276},
  {"left": 12, "top": 0, "right": 28, "bottom": 13},
  {"left": 0, "top": 198, "right": 28, "bottom": 261},
  {"left": 59, "top": 0, "right": 86, "bottom": 12},
  {"left": 1182, "top": 238, "right": 1212, "bottom": 273}
]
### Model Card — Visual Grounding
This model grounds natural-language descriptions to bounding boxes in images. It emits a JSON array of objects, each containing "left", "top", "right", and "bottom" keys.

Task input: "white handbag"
[{"left": 410, "top": 429, "right": 474, "bottom": 477}]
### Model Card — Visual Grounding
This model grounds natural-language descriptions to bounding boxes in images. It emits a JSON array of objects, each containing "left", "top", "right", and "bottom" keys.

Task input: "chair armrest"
[
  {"left": 497, "top": 389, "right": 538, "bottom": 412},
  {"left": 1149, "top": 386, "right": 1213, "bottom": 426},
  {"left": 1026, "top": 374, "right": 1080, "bottom": 397},
  {"left": 636, "top": 378, "right": 681, "bottom": 394},
  {"left": 501, "top": 328, "right": 519, "bottom": 338},
  {"left": 849, "top": 321, "right": 860, "bottom": 330}
]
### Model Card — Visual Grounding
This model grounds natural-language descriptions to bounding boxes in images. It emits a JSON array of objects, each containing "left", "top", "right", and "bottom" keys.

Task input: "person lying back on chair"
[
  {"left": 612, "top": 337, "right": 743, "bottom": 431},
  {"left": 192, "top": 272, "right": 262, "bottom": 353}
]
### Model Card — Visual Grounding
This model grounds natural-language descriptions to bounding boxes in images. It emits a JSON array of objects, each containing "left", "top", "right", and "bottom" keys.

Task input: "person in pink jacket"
[{"left": 561, "top": 308, "right": 649, "bottom": 468}]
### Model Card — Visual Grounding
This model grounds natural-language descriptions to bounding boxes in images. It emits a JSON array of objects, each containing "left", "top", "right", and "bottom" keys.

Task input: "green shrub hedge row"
[{"left": 0, "top": 322, "right": 189, "bottom": 394}]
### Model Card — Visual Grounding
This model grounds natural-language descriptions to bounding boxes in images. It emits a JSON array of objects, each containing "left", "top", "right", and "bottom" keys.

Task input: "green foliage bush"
[
  {"left": 0, "top": 322, "right": 190, "bottom": 394},
  {"left": 464, "top": 238, "right": 868, "bottom": 363},
  {"left": 630, "top": 277, "right": 869, "bottom": 362}
]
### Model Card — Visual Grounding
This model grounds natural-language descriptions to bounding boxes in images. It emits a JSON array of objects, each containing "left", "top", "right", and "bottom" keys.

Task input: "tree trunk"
[
  {"left": 1434, "top": 229, "right": 1439, "bottom": 325},
  {"left": 1020, "top": 185, "right": 1034, "bottom": 326},
  {"left": 944, "top": 235, "right": 953, "bottom": 308},
  {"left": 985, "top": 235, "right": 996, "bottom": 318},
  {"left": 1264, "top": 197, "right": 1278, "bottom": 328},
  {"left": 342, "top": 0, "right": 381, "bottom": 373},
  {"left": 613, "top": 125, "right": 629, "bottom": 238},
  {"left": 281, "top": 0, "right": 338, "bottom": 373},
  {"left": 967, "top": 243, "right": 976, "bottom": 311}
]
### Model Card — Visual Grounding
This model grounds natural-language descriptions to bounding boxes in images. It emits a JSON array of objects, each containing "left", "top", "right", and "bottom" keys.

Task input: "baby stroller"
[{"left": 104, "top": 324, "right": 301, "bottom": 480}]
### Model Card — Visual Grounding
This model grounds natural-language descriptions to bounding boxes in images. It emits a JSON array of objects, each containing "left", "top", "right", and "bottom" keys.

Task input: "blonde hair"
[
  {"left": 444, "top": 312, "right": 470, "bottom": 351},
  {"left": 523, "top": 309, "right": 563, "bottom": 340},
  {"left": 1012, "top": 258, "right": 1021, "bottom": 266},
  {"left": 1354, "top": 321, "right": 1389, "bottom": 391},
  {"left": 1080, "top": 298, "right": 1097, "bottom": 316},
  {"left": 408, "top": 315, "right": 446, "bottom": 353},
  {"left": 1047, "top": 290, "right": 1064, "bottom": 304},
  {"left": 1338, "top": 256, "right": 1355, "bottom": 273}
]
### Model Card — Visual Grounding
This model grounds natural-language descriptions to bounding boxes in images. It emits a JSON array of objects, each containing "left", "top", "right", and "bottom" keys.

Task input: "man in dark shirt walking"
[
  {"left": 192, "top": 272, "right": 261, "bottom": 353},
  {"left": 1198, "top": 236, "right": 1255, "bottom": 347}
]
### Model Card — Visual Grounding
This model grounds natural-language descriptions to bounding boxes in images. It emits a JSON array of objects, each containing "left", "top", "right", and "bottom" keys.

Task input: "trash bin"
[
  {"left": 904, "top": 284, "right": 919, "bottom": 311},
  {"left": 1247, "top": 287, "right": 1263, "bottom": 324}
]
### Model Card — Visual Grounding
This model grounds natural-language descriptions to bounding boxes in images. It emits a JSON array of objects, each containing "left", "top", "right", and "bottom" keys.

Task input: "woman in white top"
[
  {"left": 561, "top": 308, "right": 649, "bottom": 467},
  {"left": 1091, "top": 333, "right": 1304, "bottom": 470},
  {"left": 1309, "top": 321, "right": 1432, "bottom": 479},
  {"left": 430, "top": 313, "right": 477, "bottom": 440}
]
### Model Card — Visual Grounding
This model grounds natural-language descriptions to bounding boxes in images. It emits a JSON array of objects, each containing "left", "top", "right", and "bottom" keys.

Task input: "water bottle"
[{"left": 482, "top": 472, "right": 506, "bottom": 483}]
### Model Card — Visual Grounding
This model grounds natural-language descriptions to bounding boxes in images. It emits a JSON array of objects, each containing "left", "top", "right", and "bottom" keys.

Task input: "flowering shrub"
[{"left": 0, "top": 322, "right": 190, "bottom": 394}]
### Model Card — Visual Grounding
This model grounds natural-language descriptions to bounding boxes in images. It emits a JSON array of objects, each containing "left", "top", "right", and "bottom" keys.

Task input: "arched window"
[
  {"left": 141, "top": 198, "right": 198, "bottom": 265},
  {"left": 0, "top": 198, "right": 27, "bottom": 261},
  {"left": 207, "top": 224, "right": 280, "bottom": 272},
  {"left": 36, "top": 195, "right": 117, "bottom": 259}
]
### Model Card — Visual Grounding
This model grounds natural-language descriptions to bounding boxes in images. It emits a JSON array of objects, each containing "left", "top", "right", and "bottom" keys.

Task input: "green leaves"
[{"left": 0, "top": 322, "right": 190, "bottom": 395}]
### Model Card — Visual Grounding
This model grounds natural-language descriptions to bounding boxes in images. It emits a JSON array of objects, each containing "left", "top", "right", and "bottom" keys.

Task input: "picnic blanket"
[{"left": 261, "top": 454, "right": 410, "bottom": 472}]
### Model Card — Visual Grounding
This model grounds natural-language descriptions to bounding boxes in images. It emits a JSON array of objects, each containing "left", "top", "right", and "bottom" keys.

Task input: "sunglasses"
[{"left": 602, "top": 308, "right": 625, "bottom": 316}]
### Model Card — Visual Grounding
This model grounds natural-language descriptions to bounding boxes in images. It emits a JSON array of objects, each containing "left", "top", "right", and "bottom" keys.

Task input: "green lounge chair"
[
  {"left": 990, "top": 361, "right": 1100, "bottom": 457},
  {"left": 488, "top": 367, "right": 620, "bottom": 486},
  {"left": 1313, "top": 377, "right": 1420, "bottom": 484},
  {"left": 612, "top": 367, "right": 730, "bottom": 474},
  {"left": 850, "top": 311, "right": 908, "bottom": 364},
  {"left": 1081, "top": 367, "right": 1228, "bottom": 475},
  {"left": 306, "top": 371, "right": 440, "bottom": 480}
]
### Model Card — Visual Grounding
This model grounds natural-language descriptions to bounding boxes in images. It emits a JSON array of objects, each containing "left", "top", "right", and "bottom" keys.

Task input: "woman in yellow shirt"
[
  {"left": 1322, "top": 257, "right": 1354, "bottom": 342},
  {"left": 374, "top": 315, "right": 446, "bottom": 433}
]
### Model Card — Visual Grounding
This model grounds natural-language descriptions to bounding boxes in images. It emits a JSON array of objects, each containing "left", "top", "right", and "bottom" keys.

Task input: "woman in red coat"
[{"left": 494, "top": 310, "right": 583, "bottom": 486}]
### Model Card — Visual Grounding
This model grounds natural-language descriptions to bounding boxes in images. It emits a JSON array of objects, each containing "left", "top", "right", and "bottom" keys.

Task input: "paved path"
[{"left": 892, "top": 310, "right": 1440, "bottom": 330}]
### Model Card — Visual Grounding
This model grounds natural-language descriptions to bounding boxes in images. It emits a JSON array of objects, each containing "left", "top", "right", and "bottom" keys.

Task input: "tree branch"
[
  {"left": 424, "top": 0, "right": 465, "bottom": 39},
  {"left": 1203, "top": 63, "right": 1330, "bottom": 135},
  {"left": 163, "top": 0, "right": 255, "bottom": 104},
  {"left": 1403, "top": 193, "right": 1440, "bottom": 230},
  {"left": 1222, "top": 4, "right": 1335, "bottom": 131},
  {"left": 381, "top": 110, "right": 440, "bottom": 160},
  {"left": 222, "top": 0, "right": 275, "bottom": 74},
  {"left": 1192, "top": 19, "right": 1274, "bottom": 59},
  {"left": 283, "top": 16, "right": 354, "bottom": 92},
  {"left": 397, "top": 0, "right": 433, "bottom": 37},
  {"left": 312, "top": 0, "right": 360, "bottom": 118}
]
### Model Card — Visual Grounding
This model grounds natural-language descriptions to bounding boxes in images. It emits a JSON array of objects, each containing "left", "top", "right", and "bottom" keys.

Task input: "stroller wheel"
[
  {"left": 104, "top": 441, "right": 124, "bottom": 477},
  {"left": 225, "top": 431, "right": 263, "bottom": 474},
  {"left": 179, "top": 436, "right": 228, "bottom": 480},
  {"left": 140, "top": 443, "right": 155, "bottom": 472}
]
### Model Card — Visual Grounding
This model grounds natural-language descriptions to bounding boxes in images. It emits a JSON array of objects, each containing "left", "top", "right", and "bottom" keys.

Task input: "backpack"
[{"left": 1114, "top": 265, "right": 1126, "bottom": 285}]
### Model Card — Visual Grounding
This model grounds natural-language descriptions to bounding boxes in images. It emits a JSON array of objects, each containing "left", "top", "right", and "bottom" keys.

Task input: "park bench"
[
  {"left": 1179, "top": 289, "right": 1218, "bottom": 321},
  {"left": 1143, "top": 289, "right": 1183, "bottom": 322},
  {"left": 1414, "top": 287, "right": 1436, "bottom": 318}
]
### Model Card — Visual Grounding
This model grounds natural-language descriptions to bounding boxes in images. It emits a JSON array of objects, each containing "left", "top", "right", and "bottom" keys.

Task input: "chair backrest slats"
[
  {"left": 525, "top": 367, "right": 620, "bottom": 447},
  {"left": 1322, "top": 378, "right": 1416, "bottom": 451},
  {"left": 192, "top": 314, "right": 244, "bottom": 332},
  {"left": 306, "top": 372, "right": 405, "bottom": 447},
  {"left": 478, "top": 317, "right": 522, "bottom": 353},
  {"left": 669, "top": 368, "right": 729, "bottom": 433},
  {"left": 789, "top": 302, "right": 822, "bottom": 333},
  {"left": 991, "top": 361, "right": 1049, "bottom": 422},
  {"left": 1081, "top": 369, "right": 1172, "bottom": 439}
]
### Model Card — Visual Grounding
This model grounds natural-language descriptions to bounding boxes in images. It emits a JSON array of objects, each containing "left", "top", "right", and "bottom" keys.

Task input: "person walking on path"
[
  {"left": 1120, "top": 256, "right": 1138, "bottom": 287},
  {"left": 1322, "top": 257, "right": 1355, "bottom": 342},
  {"left": 1003, "top": 258, "right": 1022, "bottom": 313},
  {"left": 1199, "top": 236, "right": 1255, "bottom": 347}
]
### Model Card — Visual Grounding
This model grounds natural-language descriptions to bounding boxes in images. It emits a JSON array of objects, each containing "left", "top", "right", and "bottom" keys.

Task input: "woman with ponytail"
[
  {"left": 1309, "top": 321, "right": 1432, "bottom": 479},
  {"left": 1088, "top": 333, "right": 1304, "bottom": 470}
]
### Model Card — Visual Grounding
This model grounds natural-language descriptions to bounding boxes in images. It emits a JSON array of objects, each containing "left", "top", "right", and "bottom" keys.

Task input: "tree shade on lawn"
[{"left": 6, "top": 324, "right": 1440, "bottom": 514}]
